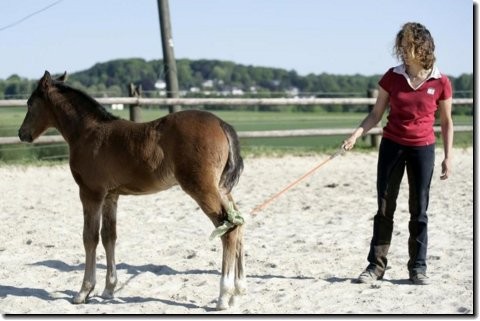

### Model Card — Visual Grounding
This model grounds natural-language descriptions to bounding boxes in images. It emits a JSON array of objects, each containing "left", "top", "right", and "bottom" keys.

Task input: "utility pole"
[{"left": 157, "top": 0, "right": 180, "bottom": 113}]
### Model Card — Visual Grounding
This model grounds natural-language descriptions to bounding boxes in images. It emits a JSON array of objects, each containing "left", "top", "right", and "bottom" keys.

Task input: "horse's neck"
[{"left": 50, "top": 94, "right": 100, "bottom": 144}]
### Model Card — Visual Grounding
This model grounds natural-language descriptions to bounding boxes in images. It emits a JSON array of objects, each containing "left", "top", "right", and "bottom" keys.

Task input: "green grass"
[
  {"left": 0, "top": 106, "right": 473, "bottom": 162},
  {"left": 0, "top": 107, "right": 26, "bottom": 136}
]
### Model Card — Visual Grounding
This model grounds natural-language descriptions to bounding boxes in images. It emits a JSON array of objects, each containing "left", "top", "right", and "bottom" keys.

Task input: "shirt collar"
[
  {"left": 430, "top": 65, "right": 442, "bottom": 79},
  {"left": 393, "top": 64, "right": 442, "bottom": 80}
]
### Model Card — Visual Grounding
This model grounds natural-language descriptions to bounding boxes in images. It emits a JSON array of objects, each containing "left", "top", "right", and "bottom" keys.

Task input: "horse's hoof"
[
  {"left": 73, "top": 288, "right": 93, "bottom": 304},
  {"left": 72, "top": 294, "right": 86, "bottom": 304},
  {"left": 216, "top": 298, "right": 230, "bottom": 310},
  {"left": 229, "top": 295, "right": 239, "bottom": 307},
  {"left": 101, "top": 289, "right": 114, "bottom": 300},
  {"left": 235, "top": 281, "right": 247, "bottom": 295}
]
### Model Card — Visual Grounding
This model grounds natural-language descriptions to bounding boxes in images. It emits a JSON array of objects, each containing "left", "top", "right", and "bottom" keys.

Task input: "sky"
[{"left": 0, "top": 0, "right": 474, "bottom": 80}]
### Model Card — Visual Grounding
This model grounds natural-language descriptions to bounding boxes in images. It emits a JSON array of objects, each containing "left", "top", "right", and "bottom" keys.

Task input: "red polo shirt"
[{"left": 379, "top": 64, "right": 452, "bottom": 146}]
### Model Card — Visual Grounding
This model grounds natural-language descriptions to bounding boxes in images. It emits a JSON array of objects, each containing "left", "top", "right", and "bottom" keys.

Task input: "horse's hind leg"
[
  {"left": 100, "top": 193, "right": 119, "bottom": 299},
  {"left": 234, "top": 223, "right": 246, "bottom": 300},
  {"left": 181, "top": 185, "right": 238, "bottom": 310},
  {"left": 235, "top": 224, "right": 246, "bottom": 297},
  {"left": 226, "top": 194, "right": 246, "bottom": 303},
  {"left": 218, "top": 226, "right": 240, "bottom": 310},
  {"left": 73, "top": 188, "right": 104, "bottom": 304}
]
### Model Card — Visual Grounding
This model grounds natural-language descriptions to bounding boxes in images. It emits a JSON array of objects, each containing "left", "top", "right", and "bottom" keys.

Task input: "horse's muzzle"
[{"left": 18, "top": 129, "right": 33, "bottom": 143}]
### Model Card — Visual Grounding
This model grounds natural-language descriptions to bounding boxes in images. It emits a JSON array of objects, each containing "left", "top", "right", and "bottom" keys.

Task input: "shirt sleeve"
[
  {"left": 378, "top": 68, "right": 394, "bottom": 93},
  {"left": 439, "top": 75, "right": 453, "bottom": 100}
]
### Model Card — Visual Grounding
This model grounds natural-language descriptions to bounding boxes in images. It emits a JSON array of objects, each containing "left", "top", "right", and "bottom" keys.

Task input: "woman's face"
[{"left": 400, "top": 38, "right": 416, "bottom": 66}]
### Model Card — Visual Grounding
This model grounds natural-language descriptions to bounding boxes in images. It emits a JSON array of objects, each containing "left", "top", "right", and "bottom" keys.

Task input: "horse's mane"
[{"left": 53, "top": 81, "right": 120, "bottom": 122}]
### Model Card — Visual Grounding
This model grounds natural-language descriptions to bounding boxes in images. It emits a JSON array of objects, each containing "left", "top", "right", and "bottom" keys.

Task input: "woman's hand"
[
  {"left": 342, "top": 135, "right": 358, "bottom": 151},
  {"left": 440, "top": 158, "right": 452, "bottom": 180},
  {"left": 438, "top": 98, "right": 453, "bottom": 181},
  {"left": 342, "top": 127, "right": 363, "bottom": 151}
]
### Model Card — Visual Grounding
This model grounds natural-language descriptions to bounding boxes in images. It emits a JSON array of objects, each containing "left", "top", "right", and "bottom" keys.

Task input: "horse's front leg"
[
  {"left": 73, "top": 188, "right": 104, "bottom": 304},
  {"left": 100, "top": 193, "right": 119, "bottom": 299}
]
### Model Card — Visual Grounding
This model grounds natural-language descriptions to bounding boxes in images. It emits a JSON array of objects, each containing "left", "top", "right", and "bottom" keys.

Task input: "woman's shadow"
[{"left": 324, "top": 276, "right": 411, "bottom": 285}]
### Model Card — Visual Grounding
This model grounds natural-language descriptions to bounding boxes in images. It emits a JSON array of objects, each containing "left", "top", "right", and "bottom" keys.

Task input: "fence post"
[
  {"left": 128, "top": 83, "right": 142, "bottom": 122},
  {"left": 367, "top": 88, "right": 381, "bottom": 148}
]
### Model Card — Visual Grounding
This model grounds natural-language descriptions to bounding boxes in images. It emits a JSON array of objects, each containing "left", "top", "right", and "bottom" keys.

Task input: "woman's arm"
[
  {"left": 438, "top": 97, "right": 453, "bottom": 180},
  {"left": 342, "top": 86, "right": 389, "bottom": 150}
]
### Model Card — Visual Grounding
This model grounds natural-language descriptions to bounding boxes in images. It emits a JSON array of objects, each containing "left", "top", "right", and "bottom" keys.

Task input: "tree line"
[{"left": 0, "top": 58, "right": 473, "bottom": 114}]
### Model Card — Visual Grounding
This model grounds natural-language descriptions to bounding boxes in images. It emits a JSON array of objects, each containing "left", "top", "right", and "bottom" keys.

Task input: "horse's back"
[{"left": 157, "top": 109, "right": 224, "bottom": 131}]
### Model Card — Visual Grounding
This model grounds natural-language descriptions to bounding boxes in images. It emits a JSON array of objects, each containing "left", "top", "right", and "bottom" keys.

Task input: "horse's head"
[{"left": 18, "top": 71, "right": 67, "bottom": 143}]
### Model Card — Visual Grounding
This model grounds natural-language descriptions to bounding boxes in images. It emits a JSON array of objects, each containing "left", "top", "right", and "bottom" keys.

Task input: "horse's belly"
[{"left": 113, "top": 175, "right": 177, "bottom": 195}]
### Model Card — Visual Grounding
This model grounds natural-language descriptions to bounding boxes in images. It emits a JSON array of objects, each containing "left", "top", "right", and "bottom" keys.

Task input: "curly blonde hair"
[{"left": 394, "top": 22, "right": 436, "bottom": 69}]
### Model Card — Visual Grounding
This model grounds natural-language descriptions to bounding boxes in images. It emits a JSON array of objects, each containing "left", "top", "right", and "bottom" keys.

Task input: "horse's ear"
[
  {"left": 56, "top": 71, "right": 68, "bottom": 82},
  {"left": 40, "top": 70, "right": 52, "bottom": 90}
]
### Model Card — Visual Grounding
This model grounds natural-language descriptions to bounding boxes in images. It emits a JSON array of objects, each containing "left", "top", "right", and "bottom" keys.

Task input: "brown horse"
[{"left": 18, "top": 71, "right": 246, "bottom": 310}]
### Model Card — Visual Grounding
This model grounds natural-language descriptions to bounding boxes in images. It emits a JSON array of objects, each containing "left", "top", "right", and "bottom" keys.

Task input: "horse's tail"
[{"left": 220, "top": 121, "right": 244, "bottom": 193}]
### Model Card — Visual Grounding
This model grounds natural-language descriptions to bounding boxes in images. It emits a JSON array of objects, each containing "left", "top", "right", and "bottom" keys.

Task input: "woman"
[{"left": 342, "top": 22, "right": 453, "bottom": 285}]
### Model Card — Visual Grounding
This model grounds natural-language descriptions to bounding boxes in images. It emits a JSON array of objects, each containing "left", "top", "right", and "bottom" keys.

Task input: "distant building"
[
  {"left": 231, "top": 88, "right": 244, "bottom": 96},
  {"left": 155, "top": 80, "right": 166, "bottom": 90},
  {"left": 202, "top": 80, "right": 214, "bottom": 88},
  {"left": 285, "top": 87, "right": 299, "bottom": 97},
  {"left": 189, "top": 87, "right": 200, "bottom": 93}
]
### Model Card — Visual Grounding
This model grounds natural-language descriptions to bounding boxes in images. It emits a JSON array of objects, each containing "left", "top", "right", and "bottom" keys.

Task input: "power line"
[{"left": 0, "top": 0, "right": 64, "bottom": 32}]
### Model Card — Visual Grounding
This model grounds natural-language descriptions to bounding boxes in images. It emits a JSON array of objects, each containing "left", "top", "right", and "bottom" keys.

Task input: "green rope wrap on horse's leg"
[{"left": 209, "top": 202, "right": 245, "bottom": 240}]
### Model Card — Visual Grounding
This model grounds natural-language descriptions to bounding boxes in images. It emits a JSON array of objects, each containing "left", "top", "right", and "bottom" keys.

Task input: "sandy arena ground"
[{"left": 0, "top": 148, "right": 474, "bottom": 314}]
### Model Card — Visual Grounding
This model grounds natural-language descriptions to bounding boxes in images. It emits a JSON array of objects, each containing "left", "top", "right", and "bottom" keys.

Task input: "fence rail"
[
  {"left": 0, "top": 126, "right": 473, "bottom": 146},
  {"left": 0, "top": 97, "right": 474, "bottom": 107},
  {"left": 0, "top": 97, "right": 473, "bottom": 147}
]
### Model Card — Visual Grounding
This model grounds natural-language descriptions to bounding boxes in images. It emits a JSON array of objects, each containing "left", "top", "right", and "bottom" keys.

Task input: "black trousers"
[{"left": 367, "top": 138, "right": 435, "bottom": 276}]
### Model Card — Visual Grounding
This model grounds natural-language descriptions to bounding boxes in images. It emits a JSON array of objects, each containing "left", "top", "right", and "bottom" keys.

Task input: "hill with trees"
[{"left": 0, "top": 58, "right": 473, "bottom": 114}]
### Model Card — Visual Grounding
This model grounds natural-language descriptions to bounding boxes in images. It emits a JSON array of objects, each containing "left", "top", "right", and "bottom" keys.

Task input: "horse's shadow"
[
  {"left": 1, "top": 260, "right": 221, "bottom": 310},
  {"left": 0, "top": 284, "right": 198, "bottom": 309},
  {"left": 29, "top": 259, "right": 315, "bottom": 281},
  {"left": 29, "top": 259, "right": 220, "bottom": 277},
  {"left": 3, "top": 260, "right": 312, "bottom": 311},
  {"left": 0, "top": 284, "right": 76, "bottom": 303}
]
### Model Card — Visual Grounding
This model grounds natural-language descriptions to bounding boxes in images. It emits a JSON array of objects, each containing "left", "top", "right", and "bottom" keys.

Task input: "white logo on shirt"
[{"left": 427, "top": 88, "right": 435, "bottom": 95}]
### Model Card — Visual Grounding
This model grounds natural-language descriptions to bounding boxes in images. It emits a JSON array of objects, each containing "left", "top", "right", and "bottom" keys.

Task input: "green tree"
[{"left": 0, "top": 59, "right": 472, "bottom": 115}]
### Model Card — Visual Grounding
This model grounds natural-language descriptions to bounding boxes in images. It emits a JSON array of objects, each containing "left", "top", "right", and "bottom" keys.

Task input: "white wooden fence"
[
  {"left": 0, "top": 97, "right": 473, "bottom": 107},
  {"left": 0, "top": 97, "right": 473, "bottom": 146}
]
